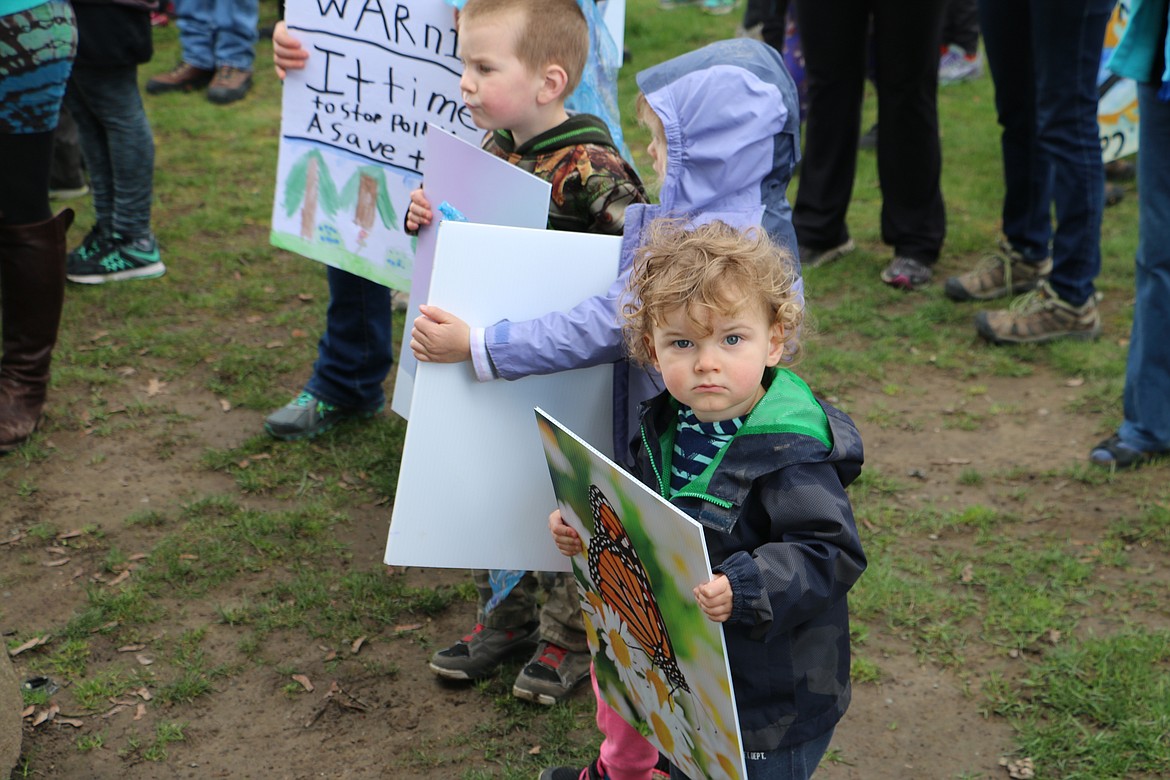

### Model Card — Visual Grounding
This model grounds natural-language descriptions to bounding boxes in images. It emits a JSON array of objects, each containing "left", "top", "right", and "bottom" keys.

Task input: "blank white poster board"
[
  {"left": 386, "top": 221, "right": 619, "bottom": 573},
  {"left": 390, "top": 129, "right": 551, "bottom": 419}
]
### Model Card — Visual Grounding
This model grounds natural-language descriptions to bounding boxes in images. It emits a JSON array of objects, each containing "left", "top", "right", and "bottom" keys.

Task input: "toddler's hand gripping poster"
[
  {"left": 270, "top": 0, "right": 485, "bottom": 290},
  {"left": 536, "top": 409, "right": 748, "bottom": 780}
]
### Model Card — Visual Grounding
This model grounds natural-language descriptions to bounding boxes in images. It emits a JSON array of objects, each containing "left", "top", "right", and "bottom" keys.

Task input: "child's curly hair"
[{"left": 622, "top": 218, "right": 805, "bottom": 367}]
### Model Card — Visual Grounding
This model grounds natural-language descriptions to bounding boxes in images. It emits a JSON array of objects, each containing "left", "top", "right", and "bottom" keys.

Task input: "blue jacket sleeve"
[{"left": 713, "top": 461, "right": 867, "bottom": 640}]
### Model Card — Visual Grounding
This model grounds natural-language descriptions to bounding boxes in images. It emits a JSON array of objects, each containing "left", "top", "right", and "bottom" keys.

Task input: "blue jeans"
[
  {"left": 303, "top": 265, "right": 394, "bottom": 412},
  {"left": 64, "top": 65, "right": 154, "bottom": 239},
  {"left": 669, "top": 728, "right": 835, "bottom": 780},
  {"left": 175, "top": 0, "right": 258, "bottom": 71},
  {"left": 978, "top": 0, "right": 1114, "bottom": 306},
  {"left": 1119, "top": 84, "right": 1170, "bottom": 453}
]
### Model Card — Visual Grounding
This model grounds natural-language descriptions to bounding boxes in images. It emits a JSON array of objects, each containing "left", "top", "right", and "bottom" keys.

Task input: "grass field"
[{"left": 3, "top": 1, "right": 1168, "bottom": 779}]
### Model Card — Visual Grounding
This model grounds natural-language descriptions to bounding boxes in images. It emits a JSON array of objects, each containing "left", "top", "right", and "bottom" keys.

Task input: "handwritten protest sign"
[{"left": 270, "top": 0, "right": 485, "bottom": 290}]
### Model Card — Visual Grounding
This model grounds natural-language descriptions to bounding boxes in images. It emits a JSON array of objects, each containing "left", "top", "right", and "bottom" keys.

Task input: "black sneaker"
[
  {"left": 66, "top": 233, "right": 165, "bottom": 284},
  {"left": 512, "top": 641, "right": 591, "bottom": 705},
  {"left": 264, "top": 391, "right": 381, "bottom": 441},
  {"left": 67, "top": 224, "right": 114, "bottom": 269},
  {"left": 1089, "top": 434, "right": 1167, "bottom": 471},
  {"left": 429, "top": 622, "right": 539, "bottom": 681}
]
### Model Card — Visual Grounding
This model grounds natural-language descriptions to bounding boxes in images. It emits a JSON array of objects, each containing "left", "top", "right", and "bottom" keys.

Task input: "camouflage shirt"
[{"left": 481, "top": 114, "right": 646, "bottom": 235}]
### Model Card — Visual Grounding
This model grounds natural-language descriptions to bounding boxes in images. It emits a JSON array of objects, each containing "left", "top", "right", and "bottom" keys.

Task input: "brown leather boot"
[{"left": 0, "top": 209, "right": 73, "bottom": 453}]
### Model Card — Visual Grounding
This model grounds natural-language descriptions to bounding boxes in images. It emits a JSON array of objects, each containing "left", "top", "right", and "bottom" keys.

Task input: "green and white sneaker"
[
  {"left": 67, "top": 233, "right": 165, "bottom": 284},
  {"left": 264, "top": 391, "right": 382, "bottom": 441}
]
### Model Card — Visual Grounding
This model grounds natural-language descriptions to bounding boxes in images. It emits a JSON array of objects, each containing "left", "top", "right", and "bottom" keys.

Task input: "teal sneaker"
[
  {"left": 67, "top": 233, "right": 165, "bottom": 284},
  {"left": 264, "top": 391, "right": 381, "bottom": 441},
  {"left": 701, "top": 0, "right": 737, "bottom": 14},
  {"left": 67, "top": 224, "right": 114, "bottom": 269}
]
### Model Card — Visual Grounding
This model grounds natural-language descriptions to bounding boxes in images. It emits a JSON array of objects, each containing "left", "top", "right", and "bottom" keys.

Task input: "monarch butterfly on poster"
[{"left": 587, "top": 484, "right": 691, "bottom": 696}]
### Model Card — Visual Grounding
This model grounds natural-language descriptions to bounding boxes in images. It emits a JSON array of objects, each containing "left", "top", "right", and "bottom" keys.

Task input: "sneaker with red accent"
[
  {"left": 428, "top": 622, "right": 539, "bottom": 681},
  {"left": 512, "top": 641, "right": 591, "bottom": 705}
]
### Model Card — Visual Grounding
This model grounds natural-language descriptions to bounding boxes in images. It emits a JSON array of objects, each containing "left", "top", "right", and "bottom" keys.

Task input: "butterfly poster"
[{"left": 536, "top": 409, "right": 747, "bottom": 780}]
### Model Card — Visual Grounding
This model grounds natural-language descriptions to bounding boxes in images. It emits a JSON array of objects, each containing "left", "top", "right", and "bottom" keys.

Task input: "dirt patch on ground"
[{"left": 6, "top": 342, "right": 1159, "bottom": 780}]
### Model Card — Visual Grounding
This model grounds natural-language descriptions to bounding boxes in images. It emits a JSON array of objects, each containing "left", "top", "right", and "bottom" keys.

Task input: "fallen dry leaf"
[
  {"left": 20, "top": 705, "right": 35, "bottom": 719},
  {"left": 960, "top": 563, "right": 974, "bottom": 583},
  {"left": 9, "top": 635, "right": 50, "bottom": 657},
  {"left": 117, "top": 643, "right": 146, "bottom": 653},
  {"left": 133, "top": 686, "right": 153, "bottom": 701},
  {"left": 323, "top": 650, "right": 337, "bottom": 662},
  {"left": 291, "top": 328, "right": 308, "bottom": 338},
  {"left": 297, "top": 292, "right": 314, "bottom": 301},
  {"left": 528, "top": 745, "right": 542, "bottom": 755},
  {"left": 219, "top": 398, "right": 232, "bottom": 412},
  {"left": 56, "top": 717, "right": 84, "bottom": 728},
  {"left": 100, "top": 704, "right": 129, "bottom": 719},
  {"left": 46, "top": 546, "right": 68, "bottom": 555},
  {"left": 32, "top": 703, "right": 60, "bottom": 727},
  {"left": 179, "top": 554, "right": 199, "bottom": 561},
  {"left": 90, "top": 621, "right": 119, "bottom": 634},
  {"left": 350, "top": 636, "right": 366, "bottom": 655},
  {"left": 1065, "top": 377, "right": 1085, "bottom": 387},
  {"left": 146, "top": 378, "right": 166, "bottom": 396},
  {"left": 128, "top": 553, "right": 148, "bottom": 561},
  {"left": 135, "top": 654, "right": 154, "bottom": 666},
  {"left": 57, "top": 529, "right": 83, "bottom": 540},
  {"left": 89, "top": 329, "right": 110, "bottom": 342},
  {"left": 134, "top": 703, "right": 147, "bottom": 721},
  {"left": 292, "top": 674, "right": 314, "bottom": 692},
  {"left": 0, "top": 532, "right": 25, "bottom": 546},
  {"left": 392, "top": 623, "right": 423, "bottom": 633},
  {"left": 43, "top": 558, "right": 70, "bottom": 567},
  {"left": 107, "top": 570, "right": 131, "bottom": 586},
  {"left": 265, "top": 340, "right": 285, "bottom": 349}
]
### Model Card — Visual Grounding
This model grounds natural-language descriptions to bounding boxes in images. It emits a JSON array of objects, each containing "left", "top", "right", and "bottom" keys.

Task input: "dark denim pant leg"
[
  {"left": 980, "top": 0, "right": 1114, "bottom": 304},
  {"left": 1029, "top": 0, "right": 1112, "bottom": 305},
  {"left": 1120, "top": 84, "right": 1170, "bottom": 453},
  {"left": 304, "top": 265, "right": 394, "bottom": 411},
  {"left": 978, "top": 0, "right": 1052, "bottom": 263},
  {"left": 65, "top": 65, "right": 154, "bottom": 239}
]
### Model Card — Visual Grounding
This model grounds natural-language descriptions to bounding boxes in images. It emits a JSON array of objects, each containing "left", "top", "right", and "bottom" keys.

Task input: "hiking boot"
[
  {"left": 944, "top": 241, "right": 1052, "bottom": 302},
  {"left": 66, "top": 234, "right": 165, "bottom": 284},
  {"left": 263, "top": 390, "right": 381, "bottom": 441},
  {"left": 513, "top": 641, "right": 591, "bottom": 705},
  {"left": 207, "top": 65, "right": 253, "bottom": 104},
  {"left": 429, "top": 622, "right": 539, "bottom": 681},
  {"left": 974, "top": 281, "right": 1101, "bottom": 345},
  {"left": 880, "top": 256, "right": 933, "bottom": 291},
  {"left": 1089, "top": 434, "right": 1167, "bottom": 471},
  {"left": 799, "top": 238, "right": 855, "bottom": 269},
  {"left": 146, "top": 61, "right": 214, "bottom": 94}
]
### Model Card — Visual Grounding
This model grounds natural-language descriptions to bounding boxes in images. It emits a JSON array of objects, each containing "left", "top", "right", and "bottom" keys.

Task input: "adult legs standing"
[
  {"left": 1113, "top": 84, "right": 1170, "bottom": 457},
  {"left": 0, "top": 1, "right": 77, "bottom": 452},
  {"left": 967, "top": 0, "right": 1113, "bottom": 344}
]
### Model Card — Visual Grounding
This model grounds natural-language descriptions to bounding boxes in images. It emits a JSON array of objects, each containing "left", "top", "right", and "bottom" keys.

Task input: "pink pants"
[{"left": 592, "top": 666, "right": 661, "bottom": 780}]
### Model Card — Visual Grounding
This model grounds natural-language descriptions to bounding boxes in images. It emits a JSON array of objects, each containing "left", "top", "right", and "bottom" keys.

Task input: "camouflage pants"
[{"left": 472, "top": 569, "right": 587, "bottom": 653}]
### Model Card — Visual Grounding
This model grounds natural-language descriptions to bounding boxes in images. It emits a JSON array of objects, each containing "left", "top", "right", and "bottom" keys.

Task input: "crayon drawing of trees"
[
  {"left": 341, "top": 165, "right": 397, "bottom": 234},
  {"left": 284, "top": 149, "right": 342, "bottom": 240}
]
